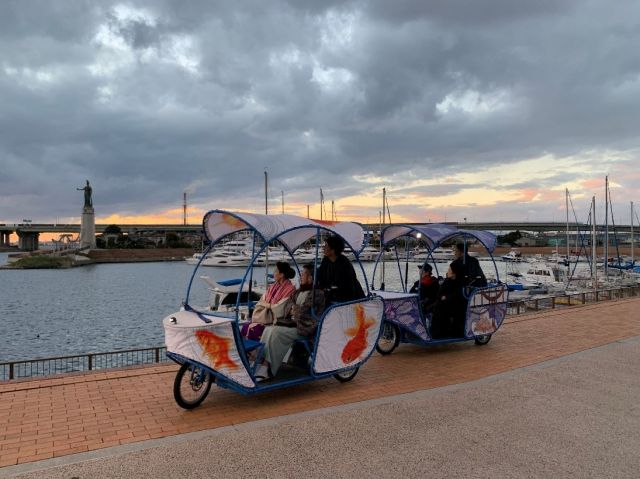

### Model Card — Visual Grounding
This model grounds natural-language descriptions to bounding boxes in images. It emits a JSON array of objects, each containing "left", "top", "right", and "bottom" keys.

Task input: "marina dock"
[{"left": 1, "top": 297, "right": 639, "bottom": 477}]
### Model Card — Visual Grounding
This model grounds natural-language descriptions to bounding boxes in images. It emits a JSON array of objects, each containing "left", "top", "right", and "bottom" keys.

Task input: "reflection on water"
[{"left": 0, "top": 254, "right": 522, "bottom": 362}]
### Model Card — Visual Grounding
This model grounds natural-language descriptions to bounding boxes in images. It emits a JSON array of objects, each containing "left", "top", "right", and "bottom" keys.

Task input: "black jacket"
[
  {"left": 451, "top": 255, "right": 487, "bottom": 287},
  {"left": 317, "top": 254, "right": 365, "bottom": 303}
]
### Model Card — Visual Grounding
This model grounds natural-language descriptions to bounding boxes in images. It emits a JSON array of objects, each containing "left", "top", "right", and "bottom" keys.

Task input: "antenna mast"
[{"left": 183, "top": 191, "right": 187, "bottom": 226}]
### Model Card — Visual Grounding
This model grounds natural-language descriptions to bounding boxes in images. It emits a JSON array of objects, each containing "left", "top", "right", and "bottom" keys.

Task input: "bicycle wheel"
[
  {"left": 333, "top": 366, "right": 359, "bottom": 383},
  {"left": 173, "top": 362, "right": 213, "bottom": 410},
  {"left": 474, "top": 334, "right": 492, "bottom": 346},
  {"left": 375, "top": 322, "right": 400, "bottom": 355}
]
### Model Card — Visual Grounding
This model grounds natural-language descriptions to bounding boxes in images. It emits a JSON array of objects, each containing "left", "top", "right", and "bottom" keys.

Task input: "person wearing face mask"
[
  {"left": 410, "top": 263, "right": 440, "bottom": 314},
  {"left": 429, "top": 261, "right": 468, "bottom": 339},
  {"left": 254, "top": 263, "right": 325, "bottom": 381},
  {"left": 451, "top": 242, "right": 487, "bottom": 288},
  {"left": 241, "top": 261, "right": 296, "bottom": 341},
  {"left": 316, "top": 235, "right": 365, "bottom": 304}
]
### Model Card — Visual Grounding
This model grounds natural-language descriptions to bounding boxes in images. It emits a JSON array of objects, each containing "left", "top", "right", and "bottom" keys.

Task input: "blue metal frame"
[
  {"left": 377, "top": 284, "right": 509, "bottom": 348},
  {"left": 371, "top": 223, "right": 505, "bottom": 350},
  {"left": 371, "top": 226, "right": 501, "bottom": 290},
  {"left": 172, "top": 210, "right": 381, "bottom": 396}
]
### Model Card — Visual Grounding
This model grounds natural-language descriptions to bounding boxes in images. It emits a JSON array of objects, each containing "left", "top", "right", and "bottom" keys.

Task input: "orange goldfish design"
[
  {"left": 341, "top": 304, "right": 376, "bottom": 364},
  {"left": 195, "top": 330, "right": 239, "bottom": 371},
  {"left": 214, "top": 213, "right": 246, "bottom": 230},
  {"left": 313, "top": 219, "right": 339, "bottom": 226}
]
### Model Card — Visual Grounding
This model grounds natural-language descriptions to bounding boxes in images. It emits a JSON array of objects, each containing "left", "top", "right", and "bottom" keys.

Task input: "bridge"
[
  {"left": 0, "top": 221, "right": 636, "bottom": 251},
  {"left": 0, "top": 224, "right": 203, "bottom": 251}
]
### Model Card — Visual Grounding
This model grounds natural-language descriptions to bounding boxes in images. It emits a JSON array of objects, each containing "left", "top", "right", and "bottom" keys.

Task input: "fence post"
[
  {"left": 9, "top": 363, "right": 14, "bottom": 380},
  {"left": 155, "top": 347, "right": 160, "bottom": 363},
  {"left": 551, "top": 297, "right": 556, "bottom": 309},
  {"left": 88, "top": 354, "right": 93, "bottom": 371}
]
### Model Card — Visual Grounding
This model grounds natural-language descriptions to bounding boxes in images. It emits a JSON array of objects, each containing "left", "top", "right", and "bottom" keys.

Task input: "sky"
[{"left": 1, "top": 0, "right": 639, "bottom": 232}]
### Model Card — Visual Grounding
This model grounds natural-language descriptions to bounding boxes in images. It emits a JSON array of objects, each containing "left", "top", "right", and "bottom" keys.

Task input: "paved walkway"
[{"left": 0, "top": 298, "right": 639, "bottom": 472}]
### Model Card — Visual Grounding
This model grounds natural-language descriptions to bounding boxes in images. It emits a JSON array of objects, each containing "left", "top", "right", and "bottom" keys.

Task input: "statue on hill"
[{"left": 77, "top": 180, "right": 93, "bottom": 208}]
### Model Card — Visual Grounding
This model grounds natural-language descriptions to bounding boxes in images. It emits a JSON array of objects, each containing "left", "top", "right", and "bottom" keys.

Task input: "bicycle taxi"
[
  {"left": 163, "top": 210, "right": 385, "bottom": 409},
  {"left": 371, "top": 224, "right": 508, "bottom": 355}
]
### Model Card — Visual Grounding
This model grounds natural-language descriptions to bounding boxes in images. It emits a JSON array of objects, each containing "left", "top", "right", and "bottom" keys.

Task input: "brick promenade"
[{"left": 1, "top": 298, "right": 639, "bottom": 467}]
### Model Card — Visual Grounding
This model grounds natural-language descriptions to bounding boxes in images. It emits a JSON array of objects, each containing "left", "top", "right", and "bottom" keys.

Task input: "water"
[
  {"left": 0, "top": 253, "right": 540, "bottom": 362},
  {"left": 0, "top": 256, "right": 210, "bottom": 361}
]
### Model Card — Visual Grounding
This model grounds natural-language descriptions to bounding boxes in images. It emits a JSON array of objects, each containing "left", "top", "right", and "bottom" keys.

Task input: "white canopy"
[{"left": 203, "top": 210, "right": 365, "bottom": 253}]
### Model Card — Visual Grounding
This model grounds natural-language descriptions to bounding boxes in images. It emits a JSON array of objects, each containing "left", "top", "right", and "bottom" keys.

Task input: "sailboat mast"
[
  {"left": 381, "top": 187, "right": 387, "bottom": 288},
  {"left": 632, "top": 201, "right": 635, "bottom": 265},
  {"left": 565, "top": 188, "right": 570, "bottom": 266},
  {"left": 281, "top": 190, "right": 284, "bottom": 214},
  {"left": 264, "top": 171, "right": 268, "bottom": 215},
  {"left": 604, "top": 176, "right": 609, "bottom": 277},
  {"left": 264, "top": 170, "right": 269, "bottom": 286},
  {"left": 591, "top": 196, "right": 597, "bottom": 288},
  {"left": 320, "top": 188, "right": 324, "bottom": 220}
]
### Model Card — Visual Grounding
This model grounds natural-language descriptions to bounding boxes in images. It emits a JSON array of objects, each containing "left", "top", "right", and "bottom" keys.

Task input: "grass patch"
[{"left": 12, "top": 255, "right": 72, "bottom": 269}]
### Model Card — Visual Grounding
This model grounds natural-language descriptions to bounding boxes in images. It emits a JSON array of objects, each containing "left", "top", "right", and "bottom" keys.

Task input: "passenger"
[
  {"left": 255, "top": 264, "right": 325, "bottom": 381},
  {"left": 410, "top": 263, "right": 439, "bottom": 313},
  {"left": 451, "top": 242, "right": 487, "bottom": 288},
  {"left": 241, "top": 261, "right": 296, "bottom": 341},
  {"left": 429, "top": 261, "right": 468, "bottom": 339},
  {"left": 317, "top": 235, "right": 365, "bottom": 303}
]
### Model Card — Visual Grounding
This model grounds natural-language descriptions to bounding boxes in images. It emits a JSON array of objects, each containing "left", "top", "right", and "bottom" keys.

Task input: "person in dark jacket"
[
  {"left": 451, "top": 242, "right": 487, "bottom": 288},
  {"left": 429, "top": 261, "right": 468, "bottom": 338},
  {"left": 410, "top": 263, "right": 439, "bottom": 314},
  {"left": 317, "top": 235, "right": 365, "bottom": 303}
]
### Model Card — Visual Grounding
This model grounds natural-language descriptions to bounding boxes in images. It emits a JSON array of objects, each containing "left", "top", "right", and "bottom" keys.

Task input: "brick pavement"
[{"left": 1, "top": 297, "right": 639, "bottom": 467}]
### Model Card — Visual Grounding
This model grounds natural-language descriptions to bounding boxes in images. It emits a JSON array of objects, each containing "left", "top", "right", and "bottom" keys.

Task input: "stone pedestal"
[{"left": 80, "top": 206, "right": 96, "bottom": 249}]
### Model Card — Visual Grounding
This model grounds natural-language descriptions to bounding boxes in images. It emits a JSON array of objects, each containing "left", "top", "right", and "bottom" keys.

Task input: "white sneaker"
[{"left": 255, "top": 363, "right": 270, "bottom": 382}]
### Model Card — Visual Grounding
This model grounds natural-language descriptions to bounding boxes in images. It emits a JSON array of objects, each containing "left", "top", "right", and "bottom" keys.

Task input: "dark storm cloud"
[{"left": 1, "top": 0, "right": 639, "bottom": 223}]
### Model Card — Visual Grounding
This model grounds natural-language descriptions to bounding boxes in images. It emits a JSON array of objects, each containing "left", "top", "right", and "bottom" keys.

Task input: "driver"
[{"left": 317, "top": 235, "right": 365, "bottom": 303}]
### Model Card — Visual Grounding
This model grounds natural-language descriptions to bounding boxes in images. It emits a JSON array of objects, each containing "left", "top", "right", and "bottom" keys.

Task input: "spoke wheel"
[
  {"left": 333, "top": 367, "right": 359, "bottom": 383},
  {"left": 173, "top": 362, "right": 213, "bottom": 409},
  {"left": 376, "top": 322, "right": 400, "bottom": 355},
  {"left": 474, "top": 334, "right": 492, "bottom": 346}
]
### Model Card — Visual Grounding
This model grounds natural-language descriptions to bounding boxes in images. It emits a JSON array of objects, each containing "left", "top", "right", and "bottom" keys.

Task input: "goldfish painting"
[
  {"left": 472, "top": 311, "right": 496, "bottom": 335},
  {"left": 341, "top": 304, "right": 376, "bottom": 364},
  {"left": 195, "top": 330, "right": 239, "bottom": 371},
  {"left": 211, "top": 213, "right": 246, "bottom": 230}
]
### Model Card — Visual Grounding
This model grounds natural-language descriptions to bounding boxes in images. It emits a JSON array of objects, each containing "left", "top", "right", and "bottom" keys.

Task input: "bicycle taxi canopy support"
[
  {"left": 164, "top": 210, "right": 386, "bottom": 408},
  {"left": 371, "top": 224, "right": 508, "bottom": 355}
]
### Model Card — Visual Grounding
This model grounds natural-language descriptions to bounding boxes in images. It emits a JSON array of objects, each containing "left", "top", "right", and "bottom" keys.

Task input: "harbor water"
[{"left": 0, "top": 253, "right": 542, "bottom": 362}]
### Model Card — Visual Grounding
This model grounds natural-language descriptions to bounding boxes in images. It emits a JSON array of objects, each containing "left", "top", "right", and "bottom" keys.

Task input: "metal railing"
[
  {"left": 507, "top": 284, "right": 640, "bottom": 316},
  {"left": 0, "top": 346, "right": 168, "bottom": 381}
]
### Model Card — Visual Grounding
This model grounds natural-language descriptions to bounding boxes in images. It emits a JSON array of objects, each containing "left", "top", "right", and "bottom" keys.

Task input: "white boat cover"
[
  {"left": 163, "top": 311, "right": 255, "bottom": 388},
  {"left": 313, "top": 297, "right": 384, "bottom": 374},
  {"left": 203, "top": 210, "right": 365, "bottom": 253}
]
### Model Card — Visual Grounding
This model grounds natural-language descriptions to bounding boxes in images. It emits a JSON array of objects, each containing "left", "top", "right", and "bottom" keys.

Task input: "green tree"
[{"left": 497, "top": 230, "right": 522, "bottom": 246}]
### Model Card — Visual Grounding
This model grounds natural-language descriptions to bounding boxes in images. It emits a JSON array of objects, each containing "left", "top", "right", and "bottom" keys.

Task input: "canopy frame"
[
  {"left": 371, "top": 224, "right": 500, "bottom": 291},
  {"left": 185, "top": 210, "right": 370, "bottom": 314}
]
